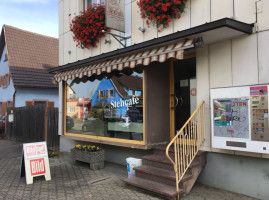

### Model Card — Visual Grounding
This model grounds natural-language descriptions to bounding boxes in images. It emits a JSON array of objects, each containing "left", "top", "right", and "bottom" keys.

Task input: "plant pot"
[{"left": 71, "top": 149, "right": 105, "bottom": 170}]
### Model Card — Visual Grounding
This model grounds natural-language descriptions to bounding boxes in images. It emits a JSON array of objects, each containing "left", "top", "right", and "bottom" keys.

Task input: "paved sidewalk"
[{"left": 0, "top": 140, "right": 259, "bottom": 200}]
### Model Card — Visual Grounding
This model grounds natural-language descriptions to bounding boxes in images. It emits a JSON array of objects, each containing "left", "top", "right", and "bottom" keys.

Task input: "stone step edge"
[
  {"left": 124, "top": 176, "right": 184, "bottom": 198},
  {"left": 134, "top": 165, "right": 193, "bottom": 182},
  {"left": 143, "top": 154, "right": 202, "bottom": 168}
]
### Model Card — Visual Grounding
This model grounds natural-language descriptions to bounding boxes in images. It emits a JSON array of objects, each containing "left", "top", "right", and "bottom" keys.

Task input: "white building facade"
[{"left": 54, "top": 1, "right": 269, "bottom": 198}]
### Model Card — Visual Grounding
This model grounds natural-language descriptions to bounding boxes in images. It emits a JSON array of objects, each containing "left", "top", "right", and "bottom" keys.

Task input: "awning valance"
[{"left": 54, "top": 38, "right": 196, "bottom": 82}]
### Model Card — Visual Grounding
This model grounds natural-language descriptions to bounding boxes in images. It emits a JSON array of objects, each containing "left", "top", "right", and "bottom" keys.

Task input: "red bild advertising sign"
[
  {"left": 30, "top": 158, "right": 46, "bottom": 176},
  {"left": 22, "top": 142, "right": 51, "bottom": 184}
]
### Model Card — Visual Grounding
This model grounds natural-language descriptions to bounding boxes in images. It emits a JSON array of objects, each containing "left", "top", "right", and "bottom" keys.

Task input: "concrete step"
[
  {"left": 134, "top": 165, "right": 193, "bottom": 187},
  {"left": 154, "top": 147, "right": 206, "bottom": 164},
  {"left": 143, "top": 154, "right": 202, "bottom": 171},
  {"left": 124, "top": 176, "right": 183, "bottom": 198},
  {"left": 153, "top": 144, "right": 205, "bottom": 154},
  {"left": 143, "top": 154, "right": 174, "bottom": 170}
]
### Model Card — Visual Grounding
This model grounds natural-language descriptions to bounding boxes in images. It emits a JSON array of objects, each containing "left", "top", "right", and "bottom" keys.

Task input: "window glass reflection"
[{"left": 65, "top": 73, "right": 143, "bottom": 141}]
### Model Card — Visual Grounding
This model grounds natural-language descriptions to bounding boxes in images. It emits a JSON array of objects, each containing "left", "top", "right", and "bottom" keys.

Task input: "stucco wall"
[
  {"left": 15, "top": 88, "right": 59, "bottom": 107},
  {"left": 0, "top": 46, "right": 15, "bottom": 102},
  {"left": 144, "top": 62, "right": 170, "bottom": 146},
  {"left": 0, "top": 46, "right": 10, "bottom": 75},
  {"left": 60, "top": 136, "right": 152, "bottom": 165},
  {"left": 196, "top": 30, "right": 269, "bottom": 157},
  {"left": 59, "top": 0, "right": 269, "bottom": 66},
  {"left": 198, "top": 152, "right": 269, "bottom": 199}
]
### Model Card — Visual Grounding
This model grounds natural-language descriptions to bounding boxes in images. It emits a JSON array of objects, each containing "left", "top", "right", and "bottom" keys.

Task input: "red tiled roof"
[
  {"left": 2, "top": 25, "right": 58, "bottom": 88},
  {"left": 117, "top": 74, "right": 143, "bottom": 91},
  {"left": 111, "top": 74, "right": 142, "bottom": 97}
]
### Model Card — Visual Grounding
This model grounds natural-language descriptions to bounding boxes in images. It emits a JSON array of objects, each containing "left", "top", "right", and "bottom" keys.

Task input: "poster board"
[
  {"left": 213, "top": 98, "right": 249, "bottom": 139},
  {"left": 22, "top": 142, "right": 51, "bottom": 184},
  {"left": 211, "top": 85, "right": 269, "bottom": 154}
]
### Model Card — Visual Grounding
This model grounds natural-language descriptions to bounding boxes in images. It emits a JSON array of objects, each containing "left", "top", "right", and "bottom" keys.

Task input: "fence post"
[{"left": 44, "top": 105, "right": 48, "bottom": 142}]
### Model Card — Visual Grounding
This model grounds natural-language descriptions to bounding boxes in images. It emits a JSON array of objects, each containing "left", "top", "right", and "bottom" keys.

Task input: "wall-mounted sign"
[
  {"left": 21, "top": 142, "right": 51, "bottom": 184},
  {"left": 106, "top": 0, "right": 125, "bottom": 32},
  {"left": 8, "top": 113, "right": 14, "bottom": 122}
]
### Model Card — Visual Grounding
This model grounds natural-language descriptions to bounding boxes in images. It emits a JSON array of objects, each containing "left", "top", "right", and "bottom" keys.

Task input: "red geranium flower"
[
  {"left": 137, "top": 0, "right": 186, "bottom": 31},
  {"left": 70, "top": 4, "right": 109, "bottom": 49}
]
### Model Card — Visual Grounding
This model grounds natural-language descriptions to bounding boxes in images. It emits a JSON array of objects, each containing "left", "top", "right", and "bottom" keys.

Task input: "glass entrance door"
[{"left": 170, "top": 58, "right": 196, "bottom": 140}]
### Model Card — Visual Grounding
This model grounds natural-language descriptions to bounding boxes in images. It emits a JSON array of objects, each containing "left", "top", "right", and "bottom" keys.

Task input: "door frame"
[{"left": 169, "top": 60, "right": 175, "bottom": 141}]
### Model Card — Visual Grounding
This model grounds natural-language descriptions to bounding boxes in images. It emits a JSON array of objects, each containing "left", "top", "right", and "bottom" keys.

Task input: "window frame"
[
  {"left": 108, "top": 89, "right": 114, "bottom": 97},
  {"left": 68, "top": 106, "right": 75, "bottom": 113},
  {"left": 98, "top": 90, "right": 105, "bottom": 98},
  {"left": 84, "top": 0, "right": 105, "bottom": 10}
]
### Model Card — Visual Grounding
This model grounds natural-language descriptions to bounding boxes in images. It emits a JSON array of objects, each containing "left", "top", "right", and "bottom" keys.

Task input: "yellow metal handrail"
[{"left": 166, "top": 100, "right": 205, "bottom": 199}]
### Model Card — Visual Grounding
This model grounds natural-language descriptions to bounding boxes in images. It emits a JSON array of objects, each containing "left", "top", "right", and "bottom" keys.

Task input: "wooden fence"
[
  {"left": 47, "top": 107, "right": 59, "bottom": 147},
  {"left": 6, "top": 105, "right": 59, "bottom": 148}
]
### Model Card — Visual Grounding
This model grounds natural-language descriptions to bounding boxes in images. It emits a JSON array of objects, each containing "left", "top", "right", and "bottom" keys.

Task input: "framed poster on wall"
[{"left": 213, "top": 98, "right": 249, "bottom": 139}]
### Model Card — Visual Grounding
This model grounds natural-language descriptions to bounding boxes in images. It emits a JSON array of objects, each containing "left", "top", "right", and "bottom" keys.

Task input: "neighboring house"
[
  {"left": 91, "top": 74, "right": 143, "bottom": 117},
  {"left": 52, "top": 0, "right": 269, "bottom": 199},
  {"left": 0, "top": 25, "right": 59, "bottom": 114}
]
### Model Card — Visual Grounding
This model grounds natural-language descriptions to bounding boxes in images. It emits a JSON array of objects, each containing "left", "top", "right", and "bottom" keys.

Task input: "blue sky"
[{"left": 0, "top": 0, "right": 58, "bottom": 38}]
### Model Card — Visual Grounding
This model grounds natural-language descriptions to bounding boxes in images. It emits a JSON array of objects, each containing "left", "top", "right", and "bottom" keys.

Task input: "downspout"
[
  {"left": 255, "top": 0, "right": 261, "bottom": 32},
  {"left": 13, "top": 87, "right": 16, "bottom": 107},
  {"left": 232, "top": 0, "right": 235, "bottom": 19}
]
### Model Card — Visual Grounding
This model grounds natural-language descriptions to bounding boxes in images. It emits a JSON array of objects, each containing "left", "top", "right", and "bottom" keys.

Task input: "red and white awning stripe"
[{"left": 54, "top": 39, "right": 195, "bottom": 82}]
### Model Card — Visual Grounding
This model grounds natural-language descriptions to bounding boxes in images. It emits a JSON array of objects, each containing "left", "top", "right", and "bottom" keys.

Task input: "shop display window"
[{"left": 65, "top": 72, "right": 143, "bottom": 141}]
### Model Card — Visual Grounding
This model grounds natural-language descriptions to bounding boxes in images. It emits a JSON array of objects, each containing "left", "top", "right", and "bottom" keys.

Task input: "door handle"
[
  {"left": 175, "top": 95, "right": 179, "bottom": 108},
  {"left": 171, "top": 95, "right": 183, "bottom": 109},
  {"left": 178, "top": 96, "right": 183, "bottom": 108}
]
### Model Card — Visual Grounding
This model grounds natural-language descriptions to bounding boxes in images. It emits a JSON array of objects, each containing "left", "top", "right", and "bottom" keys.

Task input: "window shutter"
[
  {"left": 48, "top": 101, "right": 54, "bottom": 108},
  {"left": 25, "top": 101, "right": 33, "bottom": 106},
  {"left": 9, "top": 101, "right": 13, "bottom": 107}
]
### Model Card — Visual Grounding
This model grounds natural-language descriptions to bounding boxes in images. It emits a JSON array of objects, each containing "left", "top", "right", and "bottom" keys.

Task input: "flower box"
[{"left": 71, "top": 148, "right": 105, "bottom": 170}]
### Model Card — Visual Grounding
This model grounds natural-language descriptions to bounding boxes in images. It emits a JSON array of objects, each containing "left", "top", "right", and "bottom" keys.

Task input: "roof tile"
[{"left": 3, "top": 25, "right": 58, "bottom": 88}]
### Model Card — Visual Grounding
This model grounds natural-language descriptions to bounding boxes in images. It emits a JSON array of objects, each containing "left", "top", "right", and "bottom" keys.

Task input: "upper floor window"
[
  {"left": 108, "top": 89, "right": 114, "bottom": 97},
  {"left": 68, "top": 106, "right": 75, "bottom": 113},
  {"left": 84, "top": 0, "right": 105, "bottom": 10},
  {"left": 4, "top": 53, "right": 8, "bottom": 62},
  {"left": 127, "top": 90, "right": 133, "bottom": 96},
  {"left": 34, "top": 101, "right": 47, "bottom": 106},
  {"left": 98, "top": 90, "right": 105, "bottom": 98},
  {"left": 135, "top": 91, "right": 142, "bottom": 97}
]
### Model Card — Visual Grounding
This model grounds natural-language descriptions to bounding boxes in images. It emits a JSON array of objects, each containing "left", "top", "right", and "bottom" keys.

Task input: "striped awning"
[{"left": 54, "top": 38, "right": 195, "bottom": 82}]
